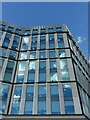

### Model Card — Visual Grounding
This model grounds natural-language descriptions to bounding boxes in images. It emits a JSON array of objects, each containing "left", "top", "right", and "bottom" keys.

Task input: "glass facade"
[{"left": 0, "top": 23, "right": 90, "bottom": 120}]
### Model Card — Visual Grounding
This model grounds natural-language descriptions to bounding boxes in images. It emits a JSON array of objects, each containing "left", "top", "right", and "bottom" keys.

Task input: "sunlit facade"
[{"left": 0, "top": 21, "right": 90, "bottom": 120}]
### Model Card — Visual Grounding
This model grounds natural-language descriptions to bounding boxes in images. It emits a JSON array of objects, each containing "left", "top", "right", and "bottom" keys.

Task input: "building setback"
[{"left": 0, "top": 21, "right": 90, "bottom": 120}]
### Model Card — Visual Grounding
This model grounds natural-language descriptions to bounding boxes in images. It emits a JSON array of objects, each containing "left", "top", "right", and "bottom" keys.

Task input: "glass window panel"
[
  {"left": 27, "top": 61, "right": 36, "bottom": 82},
  {"left": 13, "top": 86, "right": 22, "bottom": 99},
  {"left": 11, "top": 100, "right": 20, "bottom": 114},
  {"left": 59, "top": 60, "right": 68, "bottom": 70},
  {"left": 56, "top": 27, "right": 62, "bottom": 32},
  {"left": 30, "top": 51, "right": 36, "bottom": 59},
  {"left": 23, "top": 37, "right": 29, "bottom": 44},
  {"left": 2, "top": 40, "right": 10, "bottom": 48},
  {"left": 19, "top": 52, "right": 27, "bottom": 60},
  {"left": 24, "top": 86, "right": 34, "bottom": 114},
  {"left": 24, "top": 101, "right": 33, "bottom": 114},
  {"left": 58, "top": 50, "right": 66, "bottom": 58},
  {"left": 50, "top": 85, "right": 60, "bottom": 114},
  {"left": 26, "top": 86, "right": 34, "bottom": 99},
  {"left": 40, "top": 28, "right": 46, "bottom": 34},
  {"left": 15, "top": 29, "right": 21, "bottom": 34},
  {"left": 50, "top": 60, "right": 58, "bottom": 82},
  {"left": 3, "top": 61, "right": 15, "bottom": 82},
  {"left": 0, "top": 84, "right": 10, "bottom": 113},
  {"left": 7, "top": 27, "right": 13, "bottom": 32},
  {"left": 38, "top": 85, "right": 46, "bottom": 114},
  {"left": 0, "top": 32, "right": 3, "bottom": 39},
  {"left": 24, "top": 30, "right": 30, "bottom": 35},
  {"left": 39, "top": 51, "right": 46, "bottom": 59},
  {"left": 49, "top": 34, "right": 55, "bottom": 49},
  {"left": 11, "top": 36, "right": 20, "bottom": 50},
  {"left": 61, "top": 71, "right": 70, "bottom": 81},
  {"left": 48, "top": 28, "right": 54, "bottom": 33},
  {"left": 0, "top": 25, "right": 5, "bottom": 30},
  {"left": 9, "top": 51, "right": 17, "bottom": 60},
  {"left": 31, "top": 36, "right": 37, "bottom": 50},
  {"left": 63, "top": 84, "right": 75, "bottom": 114},
  {"left": 16, "top": 72, "right": 24, "bottom": 83},
  {"left": 18, "top": 61, "right": 26, "bottom": 71},
  {"left": 5, "top": 33, "right": 11, "bottom": 40},
  {"left": 49, "top": 51, "right": 56, "bottom": 58},
  {"left": 32, "top": 29, "right": 38, "bottom": 34},
  {"left": 40, "top": 35, "right": 46, "bottom": 49},
  {"left": 0, "top": 48, "right": 7, "bottom": 57},
  {"left": 0, "top": 59, "right": 4, "bottom": 73}
]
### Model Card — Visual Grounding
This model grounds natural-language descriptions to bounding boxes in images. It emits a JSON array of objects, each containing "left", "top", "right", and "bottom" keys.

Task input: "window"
[
  {"left": 0, "top": 32, "right": 2, "bottom": 40},
  {"left": 38, "top": 85, "right": 46, "bottom": 114},
  {"left": 50, "top": 85, "right": 60, "bottom": 114},
  {"left": 24, "top": 86, "right": 34, "bottom": 114},
  {"left": 48, "top": 28, "right": 54, "bottom": 33},
  {"left": 27, "top": 61, "right": 36, "bottom": 82},
  {"left": 2, "top": 34, "right": 11, "bottom": 48},
  {"left": 50, "top": 60, "right": 58, "bottom": 82},
  {"left": 32, "top": 29, "right": 38, "bottom": 34},
  {"left": 3, "top": 61, "right": 15, "bottom": 82},
  {"left": 59, "top": 59, "right": 68, "bottom": 70},
  {"left": 31, "top": 36, "right": 37, "bottom": 50},
  {"left": 0, "top": 48, "right": 7, "bottom": 57},
  {"left": 57, "top": 34, "right": 64, "bottom": 48},
  {"left": 30, "top": 51, "right": 36, "bottom": 59},
  {"left": 0, "top": 24, "right": 5, "bottom": 30},
  {"left": 18, "top": 61, "right": 26, "bottom": 72},
  {"left": 58, "top": 50, "right": 66, "bottom": 58},
  {"left": 40, "top": 35, "right": 46, "bottom": 49},
  {"left": 11, "top": 36, "right": 20, "bottom": 50},
  {"left": 0, "top": 84, "right": 10, "bottom": 113},
  {"left": 19, "top": 52, "right": 27, "bottom": 60},
  {"left": 56, "top": 27, "right": 62, "bottom": 32},
  {"left": 39, "top": 61, "right": 46, "bottom": 82},
  {"left": 7, "top": 26, "right": 13, "bottom": 32},
  {"left": 24, "top": 30, "right": 30, "bottom": 35},
  {"left": 49, "top": 51, "right": 56, "bottom": 58},
  {"left": 0, "top": 59, "right": 4, "bottom": 73},
  {"left": 40, "top": 28, "right": 46, "bottom": 34},
  {"left": 15, "top": 29, "right": 21, "bottom": 34},
  {"left": 61, "top": 70, "right": 70, "bottom": 81},
  {"left": 16, "top": 72, "right": 24, "bottom": 83},
  {"left": 63, "top": 84, "right": 75, "bottom": 114},
  {"left": 21, "top": 37, "right": 29, "bottom": 50},
  {"left": 49, "top": 34, "right": 55, "bottom": 49},
  {"left": 9, "top": 51, "right": 17, "bottom": 60},
  {"left": 39, "top": 51, "right": 46, "bottom": 59},
  {"left": 11, "top": 86, "right": 22, "bottom": 114}
]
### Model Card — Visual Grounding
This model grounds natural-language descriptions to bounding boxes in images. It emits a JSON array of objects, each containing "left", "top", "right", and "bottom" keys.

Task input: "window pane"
[
  {"left": 18, "top": 61, "right": 26, "bottom": 71},
  {"left": 57, "top": 34, "right": 64, "bottom": 48},
  {"left": 49, "top": 51, "right": 56, "bottom": 58},
  {"left": 21, "top": 37, "right": 29, "bottom": 50},
  {"left": 50, "top": 60, "right": 58, "bottom": 82},
  {"left": 50, "top": 85, "right": 60, "bottom": 114},
  {"left": 24, "top": 86, "right": 34, "bottom": 114},
  {"left": 58, "top": 50, "right": 66, "bottom": 58},
  {"left": 0, "top": 48, "right": 7, "bottom": 57},
  {"left": 63, "top": 84, "right": 75, "bottom": 114},
  {"left": 30, "top": 51, "right": 36, "bottom": 59},
  {"left": 61, "top": 71, "right": 70, "bottom": 81},
  {"left": 39, "top": 51, "right": 46, "bottom": 59},
  {"left": 39, "top": 61, "right": 46, "bottom": 82},
  {"left": 59, "top": 60, "right": 68, "bottom": 70},
  {"left": 38, "top": 85, "right": 46, "bottom": 114},
  {"left": 3, "top": 61, "right": 15, "bottom": 82},
  {"left": 19, "top": 52, "right": 27, "bottom": 60},
  {"left": 11, "top": 36, "right": 20, "bottom": 50},
  {"left": 11, "top": 86, "right": 22, "bottom": 114},
  {"left": 16, "top": 72, "right": 24, "bottom": 83},
  {"left": 31, "top": 36, "right": 37, "bottom": 50},
  {"left": 40, "top": 35, "right": 46, "bottom": 49},
  {"left": 0, "top": 84, "right": 10, "bottom": 113},
  {"left": 27, "top": 61, "right": 36, "bottom": 82},
  {"left": 49, "top": 34, "right": 55, "bottom": 49},
  {"left": 9, "top": 51, "right": 17, "bottom": 60}
]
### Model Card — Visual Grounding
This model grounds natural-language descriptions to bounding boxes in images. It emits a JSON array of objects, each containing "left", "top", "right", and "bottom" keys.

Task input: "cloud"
[{"left": 77, "top": 36, "right": 86, "bottom": 44}]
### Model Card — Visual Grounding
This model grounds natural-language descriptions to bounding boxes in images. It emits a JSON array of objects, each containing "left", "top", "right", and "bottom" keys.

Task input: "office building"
[{"left": 0, "top": 21, "right": 90, "bottom": 120}]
